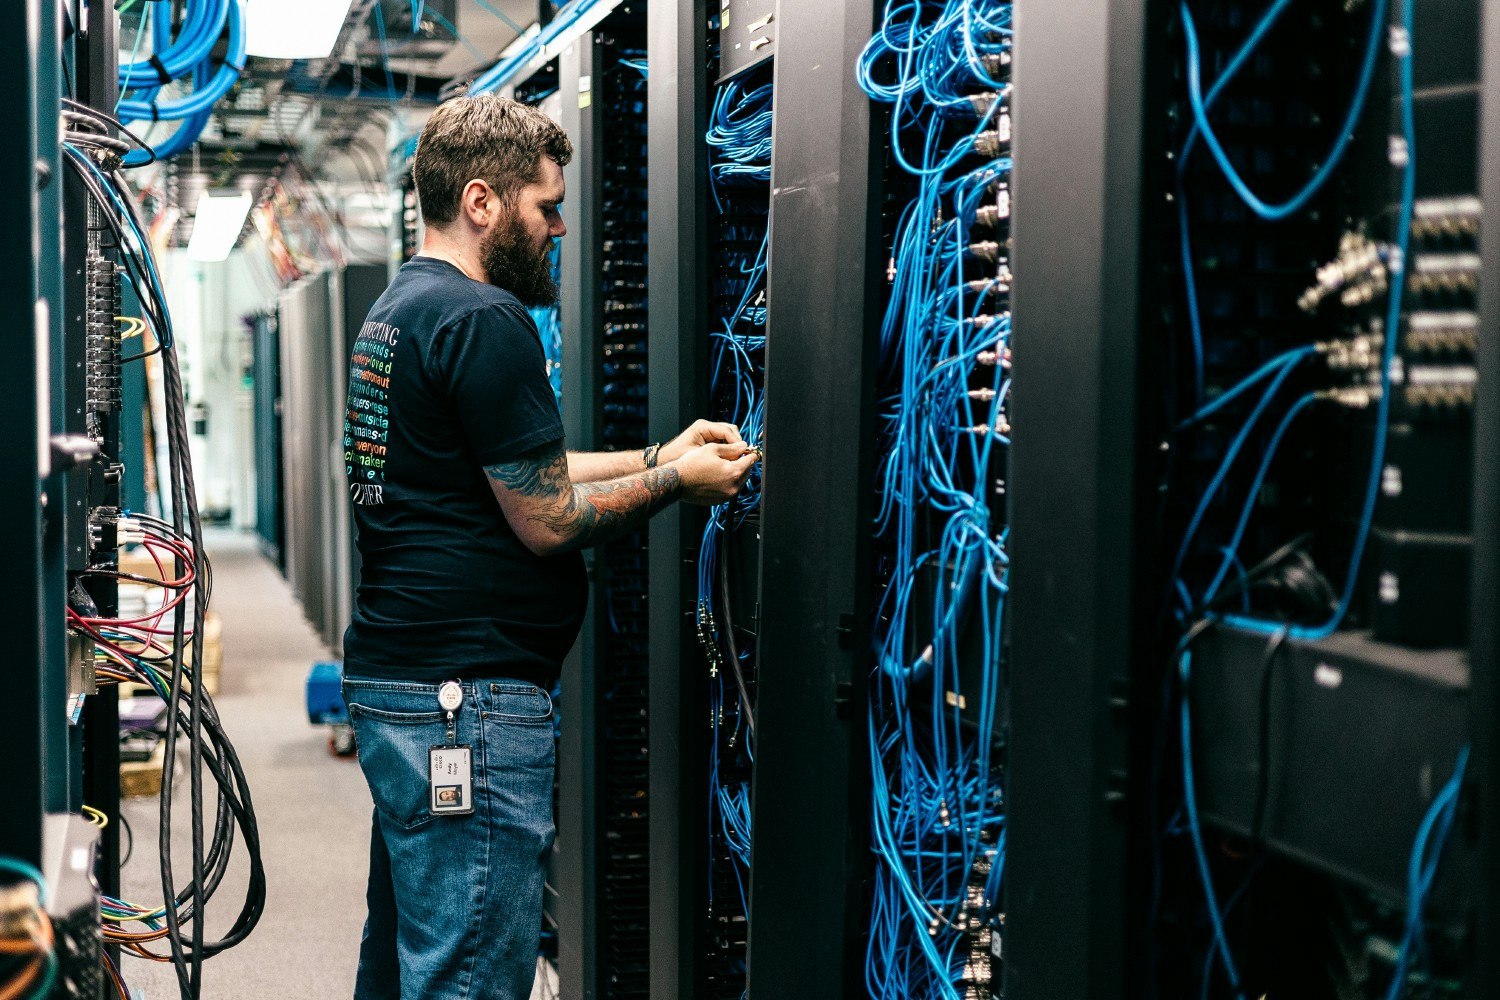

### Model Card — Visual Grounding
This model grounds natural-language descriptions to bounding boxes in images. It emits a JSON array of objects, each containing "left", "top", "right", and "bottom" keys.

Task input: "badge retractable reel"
[{"left": 429, "top": 680, "right": 474, "bottom": 815}]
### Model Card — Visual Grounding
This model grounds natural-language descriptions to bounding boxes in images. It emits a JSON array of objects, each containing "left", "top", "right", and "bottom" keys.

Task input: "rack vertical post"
[
  {"left": 1005, "top": 0, "right": 1159, "bottom": 995},
  {"left": 557, "top": 29, "right": 606, "bottom": 1000},
  {"left": 1469, "top": 0, "right": 1500, "bottom": 991},
  {"left": 0, "top": 0, "right": 60, "bottom": 873},
  {"left": 746, "top": 0, "right": 880, "bottom": 995},
  {"left": 646, "top": 1, "right": 712, "bottom": 997}
]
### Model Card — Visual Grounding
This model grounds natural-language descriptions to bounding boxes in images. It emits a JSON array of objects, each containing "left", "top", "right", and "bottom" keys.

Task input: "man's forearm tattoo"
[{"left": 487, "top": 440, "right": 682, "bottom": 551}]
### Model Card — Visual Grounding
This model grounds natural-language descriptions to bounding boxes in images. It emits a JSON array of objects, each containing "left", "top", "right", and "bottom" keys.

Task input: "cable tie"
[{"left": 148, "top": 54, "right": 172, "bottom": 85}]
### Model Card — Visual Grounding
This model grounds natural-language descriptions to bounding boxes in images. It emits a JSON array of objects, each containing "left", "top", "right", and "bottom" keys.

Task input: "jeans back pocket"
[{"left": 347, "top": 703, "right": 447, "bottom": 831}]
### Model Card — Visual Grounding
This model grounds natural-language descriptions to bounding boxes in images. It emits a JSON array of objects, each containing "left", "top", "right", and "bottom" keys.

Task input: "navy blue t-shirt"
[{"left": 342, "top": 256, "right": 586, "bottom": 684}]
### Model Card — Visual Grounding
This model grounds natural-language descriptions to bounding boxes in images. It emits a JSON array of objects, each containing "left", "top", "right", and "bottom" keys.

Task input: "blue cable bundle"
[
  {"left": 859, "top": 2, "right": 1012, "bottom": 997},
  {"left": 696, "top": 69, "right": 774, "bottom": 993},
  {"left": 110, "top": 0, "right": 247, "bottom": 163}
]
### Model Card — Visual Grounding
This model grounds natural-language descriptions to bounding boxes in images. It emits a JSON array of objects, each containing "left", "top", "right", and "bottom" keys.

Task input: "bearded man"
[{"left": 340, "top": 95, "right": 755, "bottom": 1000}]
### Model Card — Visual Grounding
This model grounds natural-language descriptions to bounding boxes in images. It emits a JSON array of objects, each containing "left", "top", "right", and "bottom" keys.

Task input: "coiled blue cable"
[
  {"left": 118, "top": 0, "right": 228, "bottom": 90},
  {"left": 118, "top": 0, "right": 245, "bottom": 124}
]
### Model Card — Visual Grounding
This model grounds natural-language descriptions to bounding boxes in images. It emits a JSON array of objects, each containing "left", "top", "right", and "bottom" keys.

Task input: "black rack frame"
[
  {"left": 645, "top": 2, "right": 712, "bottom": 997},
  {"left": 1004, "top": 0, "right": 1158, "bottom": 993},
  {"left": 1470, "top": 0, "right": 1500, "bottom": 994},
  {"left": 745, "top": 0, "right": 881, "bottom": 996},
  {"left": 0, "top": 0, "right": 61, "bottom": 873},
  {"left": 557, "top": 30, "right": 607, "bottom": 1000}
]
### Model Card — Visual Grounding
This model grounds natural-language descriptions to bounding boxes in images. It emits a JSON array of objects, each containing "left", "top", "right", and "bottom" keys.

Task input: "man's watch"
[{"left": 643, "top": 442, "right": 662, "bottom": 469}]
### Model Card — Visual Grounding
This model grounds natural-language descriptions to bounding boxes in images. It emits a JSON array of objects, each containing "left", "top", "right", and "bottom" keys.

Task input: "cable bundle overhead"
[
  {"left": 859, "top": 2, "right": 1012, "bottom": 997},
  {"left": 109, "top": 0, "right": 247, "bottom": 163}
]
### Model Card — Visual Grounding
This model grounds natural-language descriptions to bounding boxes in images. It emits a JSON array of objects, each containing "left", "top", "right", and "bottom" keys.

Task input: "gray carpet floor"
[{"left": 120, "top": 529, "right": 371, "bottom": 1000}]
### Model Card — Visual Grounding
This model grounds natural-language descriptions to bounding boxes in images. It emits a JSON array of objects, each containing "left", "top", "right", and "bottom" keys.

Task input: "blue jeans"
[{"left": 342, "top": 676, "right": 556, "bottom": 1000}]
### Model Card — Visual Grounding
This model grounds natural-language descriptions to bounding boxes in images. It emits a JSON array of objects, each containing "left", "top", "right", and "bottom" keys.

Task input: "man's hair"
[{"left": 413, "top": 95, "right": 573, "bottom": 227}]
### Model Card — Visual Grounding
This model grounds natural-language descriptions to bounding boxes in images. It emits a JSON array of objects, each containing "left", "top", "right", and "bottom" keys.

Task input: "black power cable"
[
  {"left": 717, "top": 493, "right": 756, "bottom": 735},
  {"left": 60, "top": 98, "right": 158, "bottom": 165}
]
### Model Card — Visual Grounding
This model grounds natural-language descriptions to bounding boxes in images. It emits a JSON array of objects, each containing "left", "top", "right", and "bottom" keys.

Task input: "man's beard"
[{"left": 480, "top": 216, "right": 558, "bottom": 307}]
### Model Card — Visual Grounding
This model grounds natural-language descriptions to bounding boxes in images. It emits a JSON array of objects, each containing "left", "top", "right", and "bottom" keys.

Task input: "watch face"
[{"left": 437, "top": 681, "right": 463, "bottom": 712}]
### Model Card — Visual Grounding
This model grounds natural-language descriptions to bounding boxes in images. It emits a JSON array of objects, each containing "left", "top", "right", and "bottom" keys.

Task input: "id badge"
[{"left": 429, "top": 745, "right": 474, "bottom": 816}]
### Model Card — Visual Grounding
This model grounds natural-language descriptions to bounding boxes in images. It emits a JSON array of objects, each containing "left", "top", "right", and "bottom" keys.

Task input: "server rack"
[
  {"left": 637, "top": 1, "right": 886, "bottom": 996},
  {"left": 279, "top": 272, "right": 336, "bottom": 637},
  {"left": 1006, "top": 2, "right": 1499, "bottom": 998},
  {"left": 1472, "top": 6, "right": 1500, "bottom": 994},
  {"left": 4, "top": 2, "right": 167, "bottom": 993},
  {"left": 277, "top": 266, "right": 382, "bottom": 652},
  {"left": 251, "top": 311, "right": 286, "bottom": 569},
  {"left": 73, "top": 0, "right": 125, "bottom": 918}
]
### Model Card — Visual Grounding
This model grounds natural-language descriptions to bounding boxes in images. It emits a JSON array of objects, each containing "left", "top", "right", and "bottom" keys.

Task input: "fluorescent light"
[
  {"left": 498, "top": 22, "right": 541, "bottom": 61},
  {"left": 187, "top": 192, "right": 254, "bottom": 262},
  {"left": 245, "top": 0, "right": 354, "bottom": 60}
]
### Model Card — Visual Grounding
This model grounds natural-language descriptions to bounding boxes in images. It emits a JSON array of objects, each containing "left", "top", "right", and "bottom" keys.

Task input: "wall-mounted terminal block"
[
  {"left": 1405, "top": 311, "right": 1479, "bottom": 356},
  {"left": 1410, "top": 195, "right": 1482, "bottom": 249},
  {"left": 1401, "top": 364, "right": 1477, "bottom": 411},
  {"left": 84, "top": 252, "right": 122, "bottom": 439},
  {"left": 1406, "top": 252, "right": 1481, "bottom": 308}
]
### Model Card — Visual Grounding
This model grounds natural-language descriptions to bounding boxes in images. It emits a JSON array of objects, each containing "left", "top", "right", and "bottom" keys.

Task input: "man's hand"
[
  {"left": 672, "top": 442, "right": 758, "bottom": 505},
  {"left": 659, "top": 419, "right": 744, "bottom": 465}
]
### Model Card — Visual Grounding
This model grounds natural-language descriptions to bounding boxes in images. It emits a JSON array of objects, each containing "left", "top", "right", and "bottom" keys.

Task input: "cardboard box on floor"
[
  {"left": 120, "top": 743, "right": 166, "bottom": 799},
  {"left": 118, "top": 543, "right": 169, "bottom": 583}
]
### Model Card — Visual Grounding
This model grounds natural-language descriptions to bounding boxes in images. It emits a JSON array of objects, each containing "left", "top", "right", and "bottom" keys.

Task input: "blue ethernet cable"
[
  {"left": 117, "top": 0, "right": 245, "bottom": 124},
  {"left": 1220, "top": 0, "right": 1417, "bottom": 641},
  {"left": 860, "top": 3, "right": 1013, "bottom": 995},
  {"left": 118, "top": 0, "right": 227, "bottom": 91},
  {"left": 1385, "top": 747, "right": 1469, "bottom": 1000},
  {"left": 1179, "top": 649, "right": 1246, "bottom": 999},
  {"left": 1180, "top": 0, "right": 1386, "bottom": 222}
]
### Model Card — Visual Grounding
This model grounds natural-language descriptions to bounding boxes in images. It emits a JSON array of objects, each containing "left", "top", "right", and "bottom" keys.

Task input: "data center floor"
[{"left": 119, "top": 530, "right": 369, "bottom": 1000}]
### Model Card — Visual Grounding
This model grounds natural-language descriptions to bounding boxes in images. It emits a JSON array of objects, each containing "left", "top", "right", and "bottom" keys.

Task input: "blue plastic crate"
[{"left": 306, "top": 660, "right": 348, "bottom": 725}]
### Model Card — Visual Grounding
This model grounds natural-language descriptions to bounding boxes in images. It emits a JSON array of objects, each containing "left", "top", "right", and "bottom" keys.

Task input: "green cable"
[
  {"left": 0, "top": 857, "right": 49, "bottom": 905},
  {"left": 116, "top": 2, "right": 152, "bottom": 114}
]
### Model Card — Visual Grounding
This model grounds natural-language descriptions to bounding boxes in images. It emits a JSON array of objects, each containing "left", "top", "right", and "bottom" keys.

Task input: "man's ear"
[{"left": 460, "top": 179, "right": 493, "bottom": 228}]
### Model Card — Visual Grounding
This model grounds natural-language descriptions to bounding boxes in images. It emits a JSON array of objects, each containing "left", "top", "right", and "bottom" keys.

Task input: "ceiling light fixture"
[
  {"left": 244, "top": 0, "right": 355, "bottom": 60},
  {"left": 186, "top": 191, "right": 254, "bottom": 263}
]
